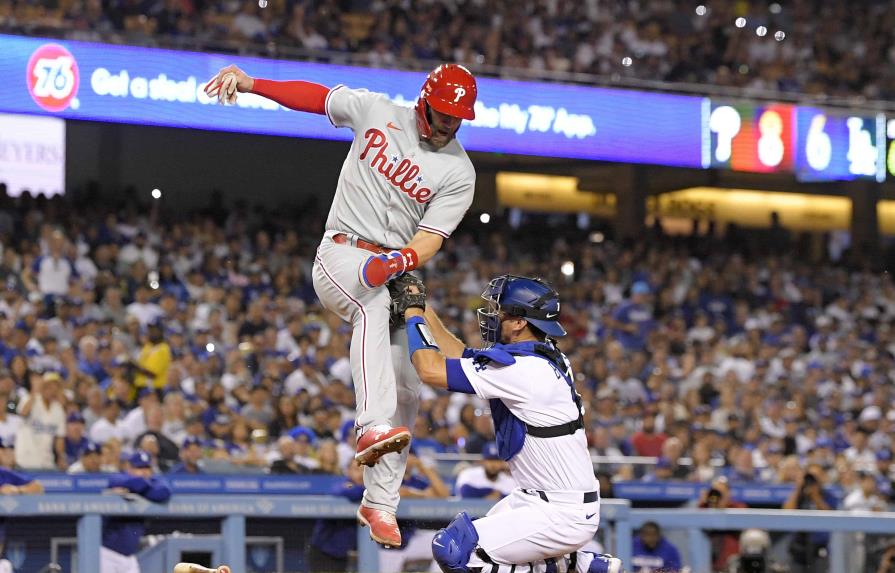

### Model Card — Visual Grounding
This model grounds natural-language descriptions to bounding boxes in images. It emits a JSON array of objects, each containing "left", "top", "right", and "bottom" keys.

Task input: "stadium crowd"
[
  {"left": 0, "top": 187, "right": 893, "bottom": 518},
  {"left": 2, "top": 0, "right": 895, "bottom": 99}
]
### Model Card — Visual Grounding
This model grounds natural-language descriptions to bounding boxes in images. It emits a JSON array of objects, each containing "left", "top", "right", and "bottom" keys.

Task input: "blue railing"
[
  {"left": 29, "top": 473, "right": 841, "bottom": 504},
  {"left": 4, "top": 494, "right": 895, "bottom": 573}
]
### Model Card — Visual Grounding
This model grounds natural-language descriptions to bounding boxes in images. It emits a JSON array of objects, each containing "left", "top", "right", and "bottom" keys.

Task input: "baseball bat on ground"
[{"left": 172, "top": 564, "right": 231, "bottom": 573}]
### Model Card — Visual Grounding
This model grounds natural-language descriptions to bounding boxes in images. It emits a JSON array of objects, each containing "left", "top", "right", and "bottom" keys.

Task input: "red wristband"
[{"left": 399, "top": 248, "right": 419, "bottom": 272}]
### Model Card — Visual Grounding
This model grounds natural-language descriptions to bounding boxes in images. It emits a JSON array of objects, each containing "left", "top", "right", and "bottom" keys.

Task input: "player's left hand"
[
  {"left": 387, "top": 274, "right": 427, "bottom": 327},
  {"left": 204, "top": 65, "right": 254, "bottom": 105}
]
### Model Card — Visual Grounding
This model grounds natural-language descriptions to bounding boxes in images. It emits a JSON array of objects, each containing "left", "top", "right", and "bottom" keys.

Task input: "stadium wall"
[{"left": 66, "top": 121, "right": 350, "bottom": 209}]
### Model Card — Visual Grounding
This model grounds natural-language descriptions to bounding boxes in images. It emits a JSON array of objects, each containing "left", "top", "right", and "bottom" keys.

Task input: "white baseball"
[{"left": 220, "top": 72, "right": 239, "bottom": 105}]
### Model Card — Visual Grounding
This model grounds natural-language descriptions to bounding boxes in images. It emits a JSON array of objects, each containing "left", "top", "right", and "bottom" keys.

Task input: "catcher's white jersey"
[
  {"left": 448, "top": 354, "right": 602, "bottom": 569},
  {"left": 324, "top": 85, "right": 476, "bottom": 248},
  {"left": 455, "top": 355, "right": 599, "bottom": 493}
]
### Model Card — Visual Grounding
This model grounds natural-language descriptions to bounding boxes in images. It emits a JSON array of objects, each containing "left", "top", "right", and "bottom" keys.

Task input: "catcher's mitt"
[{"left": 388, "top": 274, "right": 427, "bottom": 327}]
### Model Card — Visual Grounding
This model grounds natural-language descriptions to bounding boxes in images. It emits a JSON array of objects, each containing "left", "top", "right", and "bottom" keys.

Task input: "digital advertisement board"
[
  {"left": 0, "top": 34, "right": 704, "bottom": 167},
  {"left": 0, "top": 112, "right": 65, "bottom": 196},
  {"left": 794, "top": 107, "right": 885, "bottom": 182}
]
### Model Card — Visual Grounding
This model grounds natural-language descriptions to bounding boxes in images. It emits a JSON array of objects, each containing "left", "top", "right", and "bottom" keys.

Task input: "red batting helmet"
[{"left": 415, "top": 64, "right": 477, "bottom": 140}]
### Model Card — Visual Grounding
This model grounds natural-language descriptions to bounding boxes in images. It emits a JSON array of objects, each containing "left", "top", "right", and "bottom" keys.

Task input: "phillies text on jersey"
[{"left": 324, "top": 85, "right": 475, "bottom": 248}]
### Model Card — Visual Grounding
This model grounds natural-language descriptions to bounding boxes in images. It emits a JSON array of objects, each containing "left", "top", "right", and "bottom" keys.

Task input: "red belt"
[{"left": 332, "top": 233, "right": 392, "bottom": 255}]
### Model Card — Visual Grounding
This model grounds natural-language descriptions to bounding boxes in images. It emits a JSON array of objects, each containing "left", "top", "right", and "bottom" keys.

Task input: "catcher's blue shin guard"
[
  {"left": 584, "top": 552, "right": 623, "bottom": 573},
  {"left": 432, "top": 511, "right": 479, "bottom": 573}
]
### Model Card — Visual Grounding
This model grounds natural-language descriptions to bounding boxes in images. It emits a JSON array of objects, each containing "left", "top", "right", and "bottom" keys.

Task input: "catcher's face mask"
[{"left": 477, "top": 276, "right": 509, "bottom": 346}]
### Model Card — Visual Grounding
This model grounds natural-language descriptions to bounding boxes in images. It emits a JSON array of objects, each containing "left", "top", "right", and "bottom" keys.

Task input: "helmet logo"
[{"left": 453, "top": 87, "right": 466, "bottom": 103}]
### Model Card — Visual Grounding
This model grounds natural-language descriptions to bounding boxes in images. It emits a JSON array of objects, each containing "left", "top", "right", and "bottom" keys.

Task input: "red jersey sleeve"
[{"left": 249, "top": 79, "right": 329, "bottom": 115}]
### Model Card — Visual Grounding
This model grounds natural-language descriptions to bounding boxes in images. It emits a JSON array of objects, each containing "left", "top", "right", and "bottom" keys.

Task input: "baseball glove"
[{"left": 388, "top": 274, "right": 427, "bottom": 327}]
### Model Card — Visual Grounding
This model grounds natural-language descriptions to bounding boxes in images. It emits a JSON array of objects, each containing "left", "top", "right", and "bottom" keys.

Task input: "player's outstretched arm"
[
  {"left": 423, "top": 305, "right": 466, "bottom": 358},
  {"left": 204, "top": 65, "right": 329, "bottom": 114},
  {"left": 404, "top": 307, "right": 448, "bottom": 389}
]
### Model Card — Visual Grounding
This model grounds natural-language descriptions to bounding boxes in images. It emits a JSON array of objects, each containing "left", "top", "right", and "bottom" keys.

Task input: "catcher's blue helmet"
[{"left": 477, "top": 275, "right": 566, "bottom": 344}]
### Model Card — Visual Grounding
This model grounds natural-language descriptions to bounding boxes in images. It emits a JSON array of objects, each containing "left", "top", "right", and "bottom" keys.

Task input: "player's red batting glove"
[{"left": 359, "top": 249, "right": 419, "bottom": 288}]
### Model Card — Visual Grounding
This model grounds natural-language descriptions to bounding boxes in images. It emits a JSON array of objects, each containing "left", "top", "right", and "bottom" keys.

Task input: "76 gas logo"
[{"left": 26, "top": 43, "right": 80, "bottom": 112}]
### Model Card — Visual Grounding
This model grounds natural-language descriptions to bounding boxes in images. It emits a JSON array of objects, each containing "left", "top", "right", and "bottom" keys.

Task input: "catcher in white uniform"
[
  {"left": 393, "top": 274, "right": 623, "bottom": 573},
  {"left": 205, "top": 63, "right": 477, "bottom": 547}
]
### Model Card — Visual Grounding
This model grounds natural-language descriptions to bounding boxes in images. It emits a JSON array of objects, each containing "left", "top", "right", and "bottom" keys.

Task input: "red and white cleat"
[
  {"left": 354, "top": 424, "right": 411, "bottom": 467},
  {"left": 357, "top": 505, "right": 402, "bottom": 548}
]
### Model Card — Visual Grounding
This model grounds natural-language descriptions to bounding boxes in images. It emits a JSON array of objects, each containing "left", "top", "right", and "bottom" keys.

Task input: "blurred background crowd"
[
  {"left": 2, "top": 0, "right": 895, "bottom": 99},
  {"left": 0, "top": 184, "right": 893, "bottom": 521}
]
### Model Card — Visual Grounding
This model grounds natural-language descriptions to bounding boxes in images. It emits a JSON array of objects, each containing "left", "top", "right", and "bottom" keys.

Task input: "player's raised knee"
[{"left": 431, "top": 511, "right": 479, "bottom": 573}]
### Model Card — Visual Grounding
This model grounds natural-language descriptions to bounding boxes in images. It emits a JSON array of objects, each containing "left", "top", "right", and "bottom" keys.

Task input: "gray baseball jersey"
[
  {"left": 311, "top": 84, "right": 475, "bottom": 516},
  {"left": 324, "top": 85, "right": 476, "bottom": 248}
]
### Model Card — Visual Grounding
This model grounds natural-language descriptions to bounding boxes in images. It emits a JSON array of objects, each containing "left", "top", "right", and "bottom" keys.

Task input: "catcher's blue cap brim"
[{"left": 527, "top": 317, "right": 566, "bottom": 337}]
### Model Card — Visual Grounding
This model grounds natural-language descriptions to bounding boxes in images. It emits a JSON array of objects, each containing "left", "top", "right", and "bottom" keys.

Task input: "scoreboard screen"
[
  {"left": 706, "top": 101, "right": 795, "bottom": 173},
  {"left": 795, "top": 107, "right": 884, "bottom": 182}
]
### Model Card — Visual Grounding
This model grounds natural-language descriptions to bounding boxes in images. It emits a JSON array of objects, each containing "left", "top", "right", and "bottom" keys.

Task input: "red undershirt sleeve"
[{"left": 249, "top": 78, "right": 330, "bottom": 115}]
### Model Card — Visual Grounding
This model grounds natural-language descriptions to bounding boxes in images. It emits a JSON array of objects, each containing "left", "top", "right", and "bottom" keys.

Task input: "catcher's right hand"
[
  {"left": 204, "top": 64, "right": 254, "bottom": 105},
  {"left": 388, "top": 274, "right": 427, "bottom": 327}
]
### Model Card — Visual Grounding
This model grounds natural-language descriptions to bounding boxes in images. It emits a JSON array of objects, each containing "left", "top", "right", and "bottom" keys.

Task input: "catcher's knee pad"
[
  {"left": 583, "top": 552, "right": 623, "bottom": 573},
  {"left": 432, "top": 511, "right": 479, "bottom": 573}
]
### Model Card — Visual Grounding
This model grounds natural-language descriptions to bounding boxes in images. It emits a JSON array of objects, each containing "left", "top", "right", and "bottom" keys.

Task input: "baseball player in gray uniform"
[{"left": 205, "top": 63, "right": 478, "bottom": 547}]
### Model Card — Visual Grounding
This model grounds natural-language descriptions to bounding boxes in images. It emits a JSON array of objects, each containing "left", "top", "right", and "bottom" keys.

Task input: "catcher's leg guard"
[{"left": 432, "top": 512, "right": 479, "bottom": 573}]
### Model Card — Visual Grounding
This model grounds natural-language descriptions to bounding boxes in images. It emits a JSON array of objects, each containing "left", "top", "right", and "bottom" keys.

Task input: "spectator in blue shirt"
[
  {"left": 0, "top": 446, "right": 43, "bottom": 573},
  {"left": 631, "top": 521, "right": 682, "bottom": 573},
  {"left": 699, "top": 282, "right": 734, "bottom": 327},
  {"left": 167, "top": 436, "right": 203, "bottom": 474},
  {"left": 783, "top": 465, "right": 836, "bottom": 570},
  {"left": 101, "top": 450, "right": 171, "bottom": 573},
  {"left": 455, "top": 442, "right": 515, "bottom": 500},
  {"left": 0, "top": 437, "right": 43, "bottom": 493},
  {"left": 409, "top": 417, "right": 447, "bottom": 457},
  {"left": 608, "top": 281, "right": 656, "bottom": 351},
  {"left": 62, "top": 412, "right": 89, "bottom": 467},
  {"left": 307, "top": 462, "right": 365, "bottom": 572},
  {"left": 67, "top": 441, "right": 103, "bottom": 474}
]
